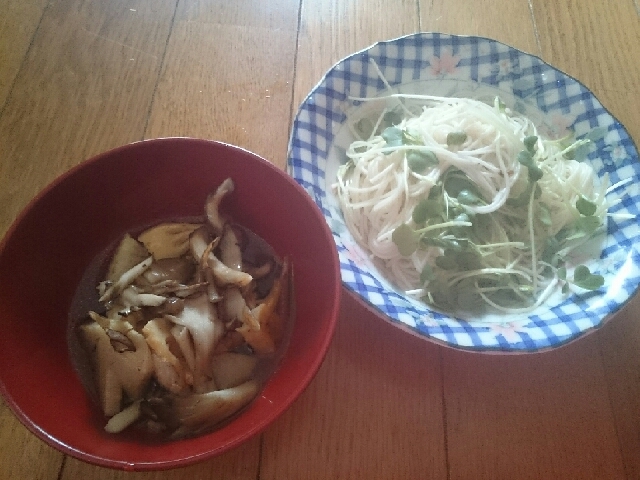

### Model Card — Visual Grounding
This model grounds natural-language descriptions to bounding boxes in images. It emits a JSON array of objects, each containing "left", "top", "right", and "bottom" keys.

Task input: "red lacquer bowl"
[{"left": 0, "top": 138, "right": 341, "bottom": 470}]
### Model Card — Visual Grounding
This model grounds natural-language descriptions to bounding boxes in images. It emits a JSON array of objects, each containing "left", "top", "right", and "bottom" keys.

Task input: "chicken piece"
[{"left": 80, "top": 316, "right": 153, "bottom": 417}]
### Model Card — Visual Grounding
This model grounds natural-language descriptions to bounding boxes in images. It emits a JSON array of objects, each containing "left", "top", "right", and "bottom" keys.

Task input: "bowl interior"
[{"left": 0, "top": 138, "right": 340, "bottom": 470}]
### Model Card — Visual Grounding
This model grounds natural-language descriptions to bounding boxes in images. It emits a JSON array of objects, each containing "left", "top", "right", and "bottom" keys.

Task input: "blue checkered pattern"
[{"left": 287, "top": 33, "right": 640, "bottom": 352}]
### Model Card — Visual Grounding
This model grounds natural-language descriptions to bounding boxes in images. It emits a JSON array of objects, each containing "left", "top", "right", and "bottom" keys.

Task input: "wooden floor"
[{"left": 1, "top": 1, "right": 640, "bottom": 478}]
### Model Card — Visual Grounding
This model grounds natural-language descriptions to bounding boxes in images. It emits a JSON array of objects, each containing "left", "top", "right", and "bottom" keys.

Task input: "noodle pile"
[{"left": 335, "top": 95, "right": 607, "bottom": 313}]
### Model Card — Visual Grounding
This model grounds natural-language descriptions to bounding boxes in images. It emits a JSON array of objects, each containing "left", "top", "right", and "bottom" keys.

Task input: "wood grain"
[
  {"left": 443, "top": 336, "right": 626, "bottom": 479},
  {"left": 598, "top": 295, "right": 640, "bottom": 480},
  {"left": 1, "top": 0, "right": 639, "bottom": 479},
  {"left": 0, "top": 0, "right": 177, "bottom": 475},
  {"left": 60, "top": 436, "right": 261, "bottom": 480},
  {"left": 292, "top": 0, "right": 419, "bottom": 110},
  {"left": 417, "top": 2, "right": 632, "bottom": 478},
  {"left": 271, "top": 2, "right": 446, "bottom": 478},
  {"left": 0, "top": 0, "right": 178, "bottom": 238},
  {"left": 260, "top": 292, "right": 447, "bottom": 480},
  {"left": 0, "top": 0, "right": 48, "bottom": 109},
  {"left": 421, "top": 0, "right": 538, "bottom": 55},
  {"left": 532, "top": 2, "right": 640, "bottom": 476},
  {"left": 144, "top": 0, "right": 301, "bottom": 167},
  {"left": 0, "top": 400, "right": 64, "bottom": 480},
  {"left": 531, "top": 0, "right": 640, "bottom": 141}
]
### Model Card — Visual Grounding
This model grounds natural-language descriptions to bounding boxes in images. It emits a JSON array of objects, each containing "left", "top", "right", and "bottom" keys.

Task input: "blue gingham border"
[{"left": 287, "top": 33, "right": 640, "bottom": 352}]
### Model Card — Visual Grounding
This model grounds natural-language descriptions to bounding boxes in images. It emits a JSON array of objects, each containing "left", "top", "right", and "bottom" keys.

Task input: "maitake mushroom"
[{"left": 78, "top": 178, "right": 291, "bottom": 437}]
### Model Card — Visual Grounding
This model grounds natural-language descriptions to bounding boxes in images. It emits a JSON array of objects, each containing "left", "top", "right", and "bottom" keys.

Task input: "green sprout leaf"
[
  {"left": 381, "top": 126, "right": 403, "bottom": 147},
  {"left": 572, "top": 265, "right": 604, "bottom": 290},
  {"left": 557, "top": 266, "right": 567, "bottom": 281},
  {"left": 574, "top": 216, "right": 602, "bottom": 235},
  {"left": 517, "top": 150, "right": 543, "bottom": 182},
  {"left": 420, "top": 264, "right": 435, "bottom": 284},
  {"left": 435, "top": 254, "right": 458, "bottom": 270},
  {"left": 402, "top": 129, "right": 423, "bottom": 145},
  {"left": 354, "top": 118, "right": 375, "bottom": 139},
  {"left": 576, "top": 196, "right": 597, "bottom": 216},
  {"left": 407, "top": 150, "right": 438, "bottom": 173},
  {"left": 538, "top": 203, "right": 552, "bottom": 226},
  {"left": 383, "top": 109, "right": 403, "bottom": 127},
  {"left": 412, "top": 199, "right": 443, "bottom": 224},
  {"left": 444, "top": 172, "right": 478, "bottom": 198},
  {"left": 527, "top": 164, "right": 544, "bottom": 182},
  {"left": 428, "top": 183, "right": 442, "bottom": 200},
  {"left": 585, "top": 126, "right": 607, "bottom": 143},
  {"left": 517, "top": 150, "right": 534, "bottom": 167},
  {"left": 456, "top": 251, "right": 482, "bottom": 271},
  {"left": 457, "top": 189, "right": 482, "bottom": 205},
  {"left": 523, "top": 135, "right": 538, "bottom": 153},
  {"left": 391, "top": 223, "right": 419, "bottom": 256},
  {"left": 446, "top": 131, "right": 467, "bottom": 146}
]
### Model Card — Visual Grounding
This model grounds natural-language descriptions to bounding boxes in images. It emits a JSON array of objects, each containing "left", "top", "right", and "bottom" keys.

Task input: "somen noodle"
[{"left": 334, "top": 94, "right": 611, "bottom": 314}]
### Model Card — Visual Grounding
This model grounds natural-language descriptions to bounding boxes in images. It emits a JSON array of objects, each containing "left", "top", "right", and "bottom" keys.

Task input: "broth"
[{"left": 67, "top": 181, "right": 294, "bottom": 441}]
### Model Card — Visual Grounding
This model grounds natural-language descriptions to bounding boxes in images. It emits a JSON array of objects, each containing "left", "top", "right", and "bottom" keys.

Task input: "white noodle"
[{"left": 335, "top": 95, "right": 608, "bottom": 314}]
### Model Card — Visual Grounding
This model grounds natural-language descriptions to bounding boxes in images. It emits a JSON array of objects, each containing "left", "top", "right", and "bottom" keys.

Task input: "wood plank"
[
  {"left": 60, "top": 436, "right": 261, "bottom": 480},
  {"left": 531, "top": 1, "right": 640, "bottom": 477},
  {"left": 0, "top": 0, "right": 49, "bottom": 110},
  {"left": 144, "top": 0, "right": 301, "bottom": 168},
  {"left": 266, "top": 2, "right": 446, "bottom": 478},
  {"left": 421, "top": 0, "right": 538, "bottom": 55},
  {"left": 0, "top": 397, "right": 64, "bottom": 480},
  {"left": 420, "top": 1, "right": 629, "bottom": 478},
  {"left": 0, "top": 0, "right": 177, "bottom": 238},
  {"left": 443, "top": 335, "right": 626, "bottom": 479},
  {"left": 0, "top": 0, "right": 177, "bottom": 474},
  {"left": 260, "top": 292, "right": 447, "bottom": 480},
  {"left": 598, "top": 295, "right": 640, "bottom": 480},
  {"left": 57, "top": 1, "right": 301, "bottom": 477},
  {"left": 531, "top": 0, "right": 640, "bottom": 142},
  {"left": 291, "top": 0, "right": 419, "bottom": 110}
]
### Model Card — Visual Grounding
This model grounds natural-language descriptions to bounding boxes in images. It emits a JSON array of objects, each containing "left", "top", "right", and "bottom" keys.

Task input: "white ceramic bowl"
[{"left": 287, "top": 33, "right": 640, "bottom": 352}]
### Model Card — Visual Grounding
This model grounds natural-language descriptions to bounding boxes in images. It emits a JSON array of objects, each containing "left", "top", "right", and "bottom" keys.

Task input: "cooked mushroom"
[
  {"left": 99, "top": 256, "right": 153, "bottom": 303},
  {"left": 73, "top": 177, "right": 293, "bottom": 439},
  {"left": 170, "top": 380, "right": 260, "bottom": 437},
  {"left": 80, "top": 316, "right": 153, "bottom": 417},
  {"left": 205, "top": 178, "right": 235, "bottom": 234},
  {"left": 142, "top": 318, "right": 192, "bottom": 394},
  {"left": 106, "top": 234, "right": 150, "bottom": 283},
  {"left": 167, "top": 294, "right": 225, "bottom": 392},
  {"left": 211, "top": 352, "right": 258, "bottom": 390},
  {"left": 138, "top": 223, "right": 201, "bottom": 260}
]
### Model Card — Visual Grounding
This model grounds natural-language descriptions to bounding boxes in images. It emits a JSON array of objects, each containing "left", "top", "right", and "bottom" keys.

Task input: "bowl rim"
[{"left": 286, "top": 32, "right": 640, "bottom": 353}]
